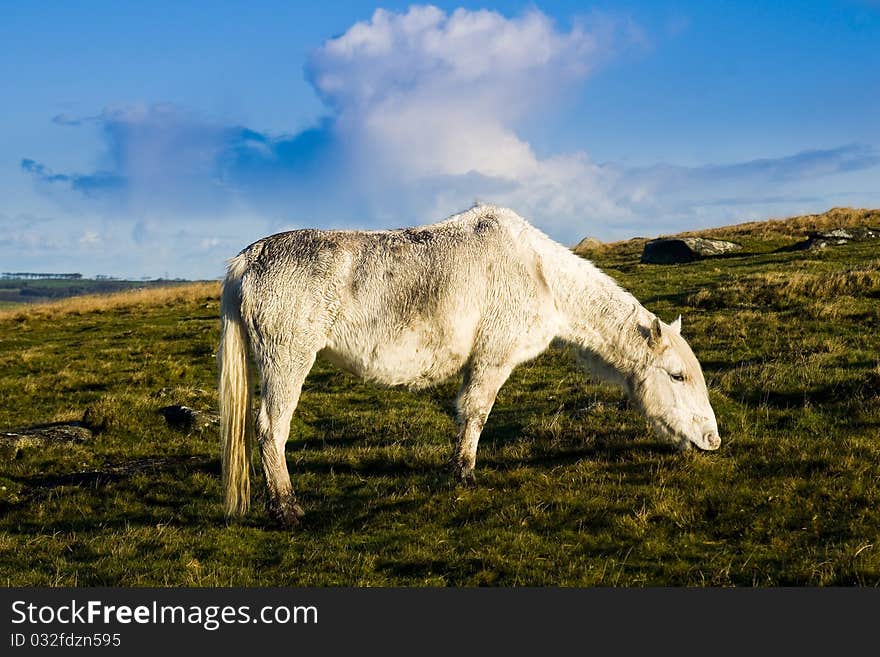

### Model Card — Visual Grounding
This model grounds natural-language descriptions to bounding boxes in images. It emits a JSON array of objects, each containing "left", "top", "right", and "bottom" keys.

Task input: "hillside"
[
  {"left": 676, "top": 206, "right": 880, "bottom": 240},
  {"left": 1, "top": 209, "right": 878, "bottom": 586},
  {"left": 574, "top": 206, "right": 880, "bottom": 261}
]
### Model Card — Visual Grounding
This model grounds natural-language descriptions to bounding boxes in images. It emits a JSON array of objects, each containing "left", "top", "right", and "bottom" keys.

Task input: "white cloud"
[
  {"left": 308, "top": 7, "right": 605, "bottom": 179},
  {"left": 199, "top": 236, "right": 221, "bottom": 249},
  {"left": 301, "top": 5, "right": 643, "bottom": 237},
  {"left": 78, "top": 230, "right": 102, "bottom": 247}
]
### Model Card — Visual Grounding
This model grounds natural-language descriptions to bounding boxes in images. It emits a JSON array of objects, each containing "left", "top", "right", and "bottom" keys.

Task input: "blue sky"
[{"left": 2, "top": 1, "right": 878, "bottom": 279}]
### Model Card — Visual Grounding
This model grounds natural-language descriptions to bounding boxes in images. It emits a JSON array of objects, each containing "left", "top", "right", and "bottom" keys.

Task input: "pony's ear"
[
  {"left": 648, "top": 317, "right": 663, "bottom": 349},
  {"left": 670, "top": 315, "right": 682, "bottom": 334}
]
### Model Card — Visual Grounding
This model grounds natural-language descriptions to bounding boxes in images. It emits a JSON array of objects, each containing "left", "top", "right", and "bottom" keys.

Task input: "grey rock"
[
  {"left": 794, "top": 226, "right": 880, "bottom": 250},
  {"left": 160, "top": 405, "right": 220, "bottom": 432},
  {"left": 641, "top": 237, "right": 742, "bottom": 264},
  {"left": 0, "top": 423, "right": 92, "bottom": 458}
]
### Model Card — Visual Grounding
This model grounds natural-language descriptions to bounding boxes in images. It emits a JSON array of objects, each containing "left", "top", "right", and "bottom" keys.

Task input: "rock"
[
  {"left": 0, "top": 424, "right": 92, "bottom": 445},
  {"left": 0, "top": 423, "right": 92, "bottom": 458},
  {"left": 159, "top": 405, "right": 219, "bottom": 432},
  {"left": 640, "top": 237, "right": 742, "bottom": 264},
  {"left": 793, "top": 227, "right": 880, "bottom": 250}
]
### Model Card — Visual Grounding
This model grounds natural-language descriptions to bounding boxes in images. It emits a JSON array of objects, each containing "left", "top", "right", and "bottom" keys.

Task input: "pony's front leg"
[
  {"left": 451, "top": 417, "right": 485, "bottom": 486},
  {"left": 451, "top": 363, "right": 512, "bottom": 485}
]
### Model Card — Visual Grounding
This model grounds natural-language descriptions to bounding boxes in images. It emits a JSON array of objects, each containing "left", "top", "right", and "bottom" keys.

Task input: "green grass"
[{"left": 1, "top": 215, "right": 879, "bottom": 586}]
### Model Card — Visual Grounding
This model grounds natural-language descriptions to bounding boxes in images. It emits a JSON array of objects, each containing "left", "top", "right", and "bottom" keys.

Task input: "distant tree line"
[{"left": 1, "top": 272, "right": 82, "bottom": 280}]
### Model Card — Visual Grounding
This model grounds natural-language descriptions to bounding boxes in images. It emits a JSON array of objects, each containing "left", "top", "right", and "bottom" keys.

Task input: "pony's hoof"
[
  {"left": 268, "top": 498, "right": 304, "bottom": 528},
  {"left": 451, "top": 465, "right": 477, "bottom": 487}
]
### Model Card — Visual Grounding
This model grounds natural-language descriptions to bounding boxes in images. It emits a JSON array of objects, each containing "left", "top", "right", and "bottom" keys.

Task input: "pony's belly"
[{"left": 322, "top": 327, "right": 470, "bottom": 389}]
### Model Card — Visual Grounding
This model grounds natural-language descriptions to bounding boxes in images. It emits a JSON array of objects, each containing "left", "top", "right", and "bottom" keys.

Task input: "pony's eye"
[{"left": 670, "top": 372, "right": 686, "bottom": 382}]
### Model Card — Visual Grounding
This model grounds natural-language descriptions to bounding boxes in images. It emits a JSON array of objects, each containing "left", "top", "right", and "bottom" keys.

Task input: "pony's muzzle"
[{"left": 702, "top": 430, "right": 721, "bottom": 450}]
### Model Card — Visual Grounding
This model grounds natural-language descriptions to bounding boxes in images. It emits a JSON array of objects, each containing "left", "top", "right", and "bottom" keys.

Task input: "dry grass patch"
[{"left": 0, "top": 281, "right": 220, "bottom": 321}]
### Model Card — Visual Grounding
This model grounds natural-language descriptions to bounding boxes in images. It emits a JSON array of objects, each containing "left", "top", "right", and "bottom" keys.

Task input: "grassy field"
[{"left": 1, "top": 208, "right": 878, "bottom": 586}]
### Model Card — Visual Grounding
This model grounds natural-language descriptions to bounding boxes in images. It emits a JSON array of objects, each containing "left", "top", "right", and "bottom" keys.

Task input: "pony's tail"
[{"left": 218, "top": 254, "right": 254, "bottom": 520}]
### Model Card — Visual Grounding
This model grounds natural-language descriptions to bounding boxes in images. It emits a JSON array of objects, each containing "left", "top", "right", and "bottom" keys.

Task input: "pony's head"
[{"left": 630, "top": 316, "right": 720, "bottom": 451}]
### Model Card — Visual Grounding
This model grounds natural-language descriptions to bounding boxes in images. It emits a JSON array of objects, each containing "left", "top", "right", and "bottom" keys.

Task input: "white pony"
[{"left": 218, "top": 206, "right": 720, "bottom": 527}]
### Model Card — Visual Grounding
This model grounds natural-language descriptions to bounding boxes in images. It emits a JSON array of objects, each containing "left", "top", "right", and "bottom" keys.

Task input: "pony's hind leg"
[
  {"left": 256, "top": 346, "right": 317, "bottom": 528},
  {"left": 451, "top": 362, "right": 513, "bottom": 485}
]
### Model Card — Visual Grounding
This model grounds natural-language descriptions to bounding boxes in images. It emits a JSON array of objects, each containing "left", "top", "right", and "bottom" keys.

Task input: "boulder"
[
  {"left": 159, "top": 405, "right": 219, "bottom": 432},
  {"left": 640, "top": 237, "right": 742, "bottom": 264},
  {"left": 793, "top": 227, "right": 880, "bottom": 250}
]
